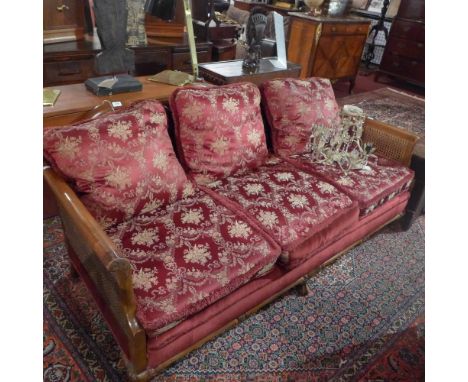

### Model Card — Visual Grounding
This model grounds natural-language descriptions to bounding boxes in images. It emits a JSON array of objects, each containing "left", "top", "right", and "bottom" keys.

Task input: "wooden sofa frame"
[{"left": 43, "top": 118, "right": 418, "bottom": 381}]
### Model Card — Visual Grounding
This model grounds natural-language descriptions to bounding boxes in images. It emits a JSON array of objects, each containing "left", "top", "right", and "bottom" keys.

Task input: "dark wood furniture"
[
  {"left": 233, "top": 0, "right": 301, "bottom": 16},
  {"left": 287, "top": 13, "right": 370, "bottom": 93},
  {"left": 402, "top": 153, "right": 424, "bottom": 230},
  {"left": 43, "top": 36, "right": 213, "bottom": 87},
  {"left": 377, "top": 0, "right": 424, "bottom": 87},
  {"left": 198, "top": 58, "right": 301, "bottom": 85},
  {"left": 43, "top": 0, "right": 86, "bottom": 43}
]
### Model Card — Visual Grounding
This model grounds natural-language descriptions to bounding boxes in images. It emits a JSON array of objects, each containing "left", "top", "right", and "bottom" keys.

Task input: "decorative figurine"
[{"left": 242, "top": 7, "right": 268, "bottom": 71}]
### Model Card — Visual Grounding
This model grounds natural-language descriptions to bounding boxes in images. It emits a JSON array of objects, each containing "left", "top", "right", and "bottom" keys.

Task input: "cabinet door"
[
  {"left": 312, "top": 34, "right": 367, "bottom": 79},
  {"left": 397, "top": 0, "right": 424, "bottom": 20},
  {"left": 44, "top": 0, "right": 85, "bottom": 43}
]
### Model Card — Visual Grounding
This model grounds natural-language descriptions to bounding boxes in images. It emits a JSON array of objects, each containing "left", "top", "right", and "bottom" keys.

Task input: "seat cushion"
[
  {"left": 170, "top": 82, "right": 269, "bottom": 184},
  {"left": 260, "top": 77, "right": 341, "bottom": 157},
  {"left": 104, "top": 186, "right": 281, "bottom": 333},
  {"left": 200, "top": 156, "right": 359, "bottom": 267},
  {"left": 286, "top": 154, "right": 414, "bottom": 216},
  {"left": 44, "top": 99, "right": 190, "bottom": 228}
]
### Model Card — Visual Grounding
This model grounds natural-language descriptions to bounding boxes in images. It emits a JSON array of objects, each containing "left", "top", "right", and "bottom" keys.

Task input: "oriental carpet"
[{"left": 43, "top": 215, "right": 424, "bottom": 382}]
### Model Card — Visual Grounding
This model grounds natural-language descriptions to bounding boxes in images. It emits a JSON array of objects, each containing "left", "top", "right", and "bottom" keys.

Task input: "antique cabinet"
[
  {"left": 43, "top": 36, "right": 212, "bottom": 87},
  {"left": 287, "top": 13, "right": 371, "bottom": 93},
  {"left": 377, "top": 0, "right": 424, "bottom": 86},
  {"left": 44, "top": 0, "right": 86, "bottom": 44}
]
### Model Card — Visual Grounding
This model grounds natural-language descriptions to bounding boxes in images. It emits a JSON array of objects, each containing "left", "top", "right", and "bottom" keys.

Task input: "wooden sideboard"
[
  {"left": 44, "top": 36, "right": 213, "bottom": 87},
  {"left": 287, "top": 13, "right": 371, "bottom": 93},
  {"left": 377, "top": 0, "right": 424, "bottom": 87}
]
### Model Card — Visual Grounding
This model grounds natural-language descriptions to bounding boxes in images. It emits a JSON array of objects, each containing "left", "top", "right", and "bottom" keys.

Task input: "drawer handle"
[
  {"left": 411, "top": 61, "right": 418, "bottom": 66},
  {"left": 392, "top": 62, "right": 400, "bottom": 67},
  {"left": 331, "top": 26, "right": 337, "bottom": 32},
  {"left": 417, "top": 43, "right": 423, "bottom": 48},
  {"left": 56, "top": 4, "right": 70, "bottom": 11}
]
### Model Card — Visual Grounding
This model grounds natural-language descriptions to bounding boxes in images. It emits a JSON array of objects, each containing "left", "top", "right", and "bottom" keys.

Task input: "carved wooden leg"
[
  {"left": 297, "top": 280, "right": 311, "bottom": 296},
  {"left": 349, "top": 77, "right": 356, "bottom": 94}
]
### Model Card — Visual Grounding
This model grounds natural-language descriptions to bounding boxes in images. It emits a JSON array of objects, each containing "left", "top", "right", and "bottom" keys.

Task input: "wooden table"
[
  {"left": 43, "top": 77, "right": 182, "bottom": 128},
  {"left": 199, "top": 59, "right": 301, "bottom": 86}
]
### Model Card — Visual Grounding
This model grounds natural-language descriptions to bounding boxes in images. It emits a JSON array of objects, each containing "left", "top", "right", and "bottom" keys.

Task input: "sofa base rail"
[{"left": 135, "top": 209, "right": 405, "bottom": 381}]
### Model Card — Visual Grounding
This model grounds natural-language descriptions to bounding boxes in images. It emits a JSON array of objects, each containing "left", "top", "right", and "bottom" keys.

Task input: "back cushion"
[
  {"left": 44, "top": 99, "right": 191, "bottom": 229},
  {"left": 170, "top": 82, "right": 269, "bottom": 184},
  {"left": 260, "top": 77, "right": 341, "bottom": 157}
]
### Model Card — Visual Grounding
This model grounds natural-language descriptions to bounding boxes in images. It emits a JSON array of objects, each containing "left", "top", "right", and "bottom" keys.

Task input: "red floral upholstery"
[
  {"left": 260, "top": 77, "right": 341, "bottom": 157},
  {"left": 286, "top": 154, "right": 414, "bottom": 216},
  {"left": 200, "top": 156, "right": 359, "bottom": 267},
  {"left": 170, "top": 82, "right": 269, "bottom": 184},
  {"left": 43, "top": 100, "right": 190, "bottom": 228},
  {"left": 105, "top": 187, "right": 281, "bottom": 333}
]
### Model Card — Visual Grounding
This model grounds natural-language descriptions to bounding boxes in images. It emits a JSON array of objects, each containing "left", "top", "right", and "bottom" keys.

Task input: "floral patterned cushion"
[
  {"left": 170, "top": 82, "right": 269, "bottom": 183},
  {"left": 43, "top": 100, "right": 190, "bottom": 228},
  {"left": 201, "top": 156, "right": 358, "bottom": 264},
  {"left": 286, "top": 154, "right": 414, "bottom": 216},
  {"left": 105, "top": 187, "right": 281, "bottom": 332},
  {"left": 260, "top": 77, "right": 341, "bottom": 157}
]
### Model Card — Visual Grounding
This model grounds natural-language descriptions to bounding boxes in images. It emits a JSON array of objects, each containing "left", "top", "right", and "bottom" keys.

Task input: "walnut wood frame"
[{"left": 43, "top": 117, "right": 417, "bottom": 381}]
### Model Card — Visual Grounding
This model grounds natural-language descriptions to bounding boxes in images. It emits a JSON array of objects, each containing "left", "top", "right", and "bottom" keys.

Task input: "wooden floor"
[{"left": 333, "top": 65, "right": 425, "bottom": 99}]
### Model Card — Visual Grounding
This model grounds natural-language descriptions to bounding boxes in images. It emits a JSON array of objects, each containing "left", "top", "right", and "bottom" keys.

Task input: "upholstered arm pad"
[
  {"left": 362, "top": 118, "right": 419, "bottom": 167},
  {"left": 43, "top": 167, "right": 148, "bottom": 376}
]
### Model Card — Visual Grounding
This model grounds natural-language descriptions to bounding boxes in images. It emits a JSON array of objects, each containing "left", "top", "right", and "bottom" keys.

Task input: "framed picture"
[
  {"left": 351, "top": 0, "right": 370, "bottom": 10},
  {"left": 367, "top": 0, "right": 385, "bottom": 13}
]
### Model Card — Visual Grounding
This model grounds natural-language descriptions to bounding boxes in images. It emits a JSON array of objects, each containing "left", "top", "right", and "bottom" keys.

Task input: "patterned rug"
[
  {"left": 44, "top": 215, "right": 425, "bottom": 382},
  {"left": 338, "top": 87, "right": 425, "bottom": 157}
]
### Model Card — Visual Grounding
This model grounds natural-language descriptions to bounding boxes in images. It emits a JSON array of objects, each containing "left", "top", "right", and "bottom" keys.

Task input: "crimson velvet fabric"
[
  {"left": 285, "top": 155, "right": 414, "bottom": 216},
  {"left": 200, "top": 156, "right": 359, "bottom": 267},
  {"left": 170, "top": 82, "right": 269, "bottom": 184},
  {"left": 146, "top": 192, "right": 410, "bottom": 368},
  {"left": 260, "top": 77, "right": 341, "bottom": 156},
  {"left": 104, "top": 187, "right": 281, "bottom": 333},
  {"left": 43, "top": 100, "right": 190, "bottom": 228}
]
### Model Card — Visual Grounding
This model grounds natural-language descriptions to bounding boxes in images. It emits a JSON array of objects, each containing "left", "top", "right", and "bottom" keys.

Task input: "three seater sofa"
[{"left": 43, "top": 77, "right": 418, "bottom": 381}]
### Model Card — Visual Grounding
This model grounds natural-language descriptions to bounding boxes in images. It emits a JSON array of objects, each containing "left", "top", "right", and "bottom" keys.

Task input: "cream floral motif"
[
  {"left": 228, "top": 221, "right": 252, "bottom": 239},
  {"left": 181, "top": 208, "right": 204, "bottom": 224},
  {"left": 284, "top": 135, "right": 300, "bottom": 147},
  {"left": 108, "top": 120, "right": 133, "bottom": 141},
  {"left": 153, "top": 152, "right": 169, "bottom": 170},
  {"left": 133, "top": 269, "right": 158, "bottom": 292},
  {"left": 141, "top": 199, "right": 163, "bottom": 214},
  {"left": 150, "top": 113, "right": 166, "bottom": 125},
  {"left": 257, "top": 210, "right": 279, "bottom": 229},
  {"left": 183, "top": 243, "right": 212, "bottom": 265},
  {"left": 211, "top": 137, "right": 230, "bottom": 155},
  {"left": 222, "top": 97, "right": 239, "bottom": 113},
  {"left": 317, "top": 181, "right": 336, "bottom": 194},
  {"left": 181, "top": 102, "right": 205, "bottom": 122},
  {"left": 182, "top": 182, "right": 195, "bottom": 198},
  {"left": 244, "top": 183, "right": 264, "bottom": 196},
  {"left": 274, "top": 172, "right": 294, "bottom": 182},
  {"left": 288, "top": 194, "right": 309, "bottom": 209},
  {"left": 131, "top": 228, "right": 159, "bottom": 246},
  {"left": 105, "top": 167, "right": 132, "bottom": 190},
  {"left": 56, "top": 136, "right": 82, "bottom": 159},
  {"left": 337, "top": 177, "right": 354, "bottom": 187},
  {"left": 247, "top": 130, "right": 262, "bottom": 146}
]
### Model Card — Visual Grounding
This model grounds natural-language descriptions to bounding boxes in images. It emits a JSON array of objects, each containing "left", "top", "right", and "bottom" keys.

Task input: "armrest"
[
  {"left": 362, "top": 118, "right": 419, "bottom": 167},
  {"left": 43, "top": 167, "right": 147, "bottom": 377}
]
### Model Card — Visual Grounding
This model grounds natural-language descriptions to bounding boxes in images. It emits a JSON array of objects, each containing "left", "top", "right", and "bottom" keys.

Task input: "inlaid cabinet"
[{"left": 287, "top": 13, "right": 370, "bottom": 93}]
